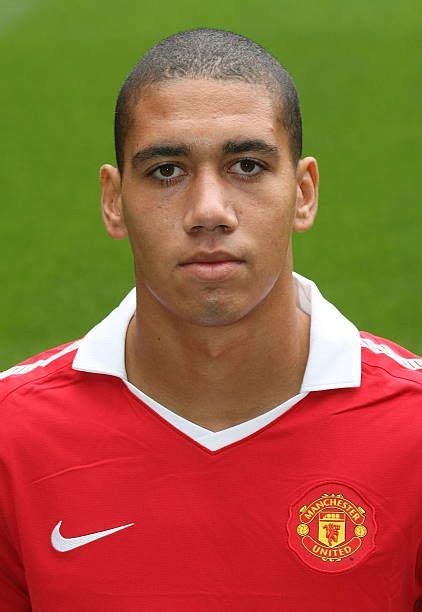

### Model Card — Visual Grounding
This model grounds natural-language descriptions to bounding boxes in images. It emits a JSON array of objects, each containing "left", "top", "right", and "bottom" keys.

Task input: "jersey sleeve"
[{"left": 0, "top": 342, "right": 80, "bottom": 610}]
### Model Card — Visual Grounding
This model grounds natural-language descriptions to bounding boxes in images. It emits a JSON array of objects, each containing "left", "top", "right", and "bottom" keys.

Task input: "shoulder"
[
  {"left": 360, "top": 331, "right": 421, "bottom": 383},
  {"left": 355, "top": 333, "right": 422, "bottom": 478},
  {"left": 0, "top": 340, "right": 82, "bottom": 405},
  {"left": 359, "top": 331, "right": 421, "bottom": 406}
]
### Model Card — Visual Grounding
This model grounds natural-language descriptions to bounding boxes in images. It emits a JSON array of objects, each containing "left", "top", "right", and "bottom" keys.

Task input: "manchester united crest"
[{"left": 287, "top": 481, "right": 376, "bottom": 573}]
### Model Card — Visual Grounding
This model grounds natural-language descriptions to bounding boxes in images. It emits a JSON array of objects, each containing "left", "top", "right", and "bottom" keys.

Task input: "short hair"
[{"left": 114, "top": 28, "right": 302, "bottom": 173}]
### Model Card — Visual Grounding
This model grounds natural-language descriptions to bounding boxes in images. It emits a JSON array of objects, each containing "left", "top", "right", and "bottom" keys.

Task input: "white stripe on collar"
[{"left": 72, "top": 273, "right": 361, "bottom": 449}]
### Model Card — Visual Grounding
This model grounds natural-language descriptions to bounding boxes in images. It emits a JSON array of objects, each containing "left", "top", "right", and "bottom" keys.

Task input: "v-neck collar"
[{"left": 72, "top": 273, "right": 361, "bottom": 450}]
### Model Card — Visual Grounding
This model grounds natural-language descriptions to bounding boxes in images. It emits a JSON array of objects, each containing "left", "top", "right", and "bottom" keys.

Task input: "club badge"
[{"left": 287, "top": 481, "right": 376, "bottom": 573}]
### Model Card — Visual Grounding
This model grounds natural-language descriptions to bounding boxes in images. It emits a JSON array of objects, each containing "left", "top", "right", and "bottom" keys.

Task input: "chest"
[{"left": 13, "top": 404, "right": 420, "bottom": 611}]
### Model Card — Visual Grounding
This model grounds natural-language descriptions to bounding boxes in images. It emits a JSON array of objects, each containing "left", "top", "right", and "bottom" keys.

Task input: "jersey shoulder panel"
[
  {"left": 360, "top": 330, "right": 422, "bottom": 386},
  {"left": 0, "top": 340, "right": 82, "bottom": 402}
]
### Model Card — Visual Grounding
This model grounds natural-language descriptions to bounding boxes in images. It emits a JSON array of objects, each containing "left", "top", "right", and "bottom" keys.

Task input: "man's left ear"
[{"left": 293, "top": 157, "right": 319, "bottom": 233}]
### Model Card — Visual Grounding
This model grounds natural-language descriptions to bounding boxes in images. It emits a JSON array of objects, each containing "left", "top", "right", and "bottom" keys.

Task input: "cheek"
[
  {"left": 123, "top": 181, "right": 191, "bottom": 290},
  {"left": 243, "top": 191, "right": 295, "bottom": 273},
  {"left": 123, "top": 188, "right": 169, "bottom": 238},
  {"left": 123, "top": 204, "right": 168, "bottom": 275},
  {"left": 243, "top": 189, "right": 295, "bottom": 241}
]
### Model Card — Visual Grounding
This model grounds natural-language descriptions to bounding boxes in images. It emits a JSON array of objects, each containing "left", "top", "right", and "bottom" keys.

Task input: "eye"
[
  {"left": 228, "top": 159, "right": 264, "bottom": 177},
  {"left": 151, "top": 164, "right": 185, "bottom": 181}
]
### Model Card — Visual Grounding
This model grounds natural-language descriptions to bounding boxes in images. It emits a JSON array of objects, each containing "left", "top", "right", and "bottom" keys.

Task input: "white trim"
[
  {"left": 0, "top": 341, "right": 81, "bottom": 380},
  {"left": 124, "top": 379, "right": 308, "bottom": 451},
  {"left": 361, "top": 337, "right": 422, "bottom": 371}
]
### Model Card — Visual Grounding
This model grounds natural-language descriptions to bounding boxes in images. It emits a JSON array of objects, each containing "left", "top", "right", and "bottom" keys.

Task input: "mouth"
[{"left": 179, "top": 251, "right": 245, "bottom": 281}]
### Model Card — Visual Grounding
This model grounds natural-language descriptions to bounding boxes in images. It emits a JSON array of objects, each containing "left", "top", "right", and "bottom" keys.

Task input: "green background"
[{"left": 1, "top": 0, "right": 421, "bottom": 370}]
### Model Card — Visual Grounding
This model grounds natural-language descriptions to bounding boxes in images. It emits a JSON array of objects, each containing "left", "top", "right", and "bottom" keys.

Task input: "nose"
[{"left": 183, "top": 169, "right": 239, "bottom": 234}]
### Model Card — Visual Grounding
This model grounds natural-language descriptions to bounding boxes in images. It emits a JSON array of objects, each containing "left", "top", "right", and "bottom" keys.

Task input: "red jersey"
[{"left": 0, "top": 274, "right": 421, "bottom": 610}]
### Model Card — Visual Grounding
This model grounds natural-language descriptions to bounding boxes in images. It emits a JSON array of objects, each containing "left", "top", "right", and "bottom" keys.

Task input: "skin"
[{"left": 100, "top": 79, "right": 319, "bottom": 431}]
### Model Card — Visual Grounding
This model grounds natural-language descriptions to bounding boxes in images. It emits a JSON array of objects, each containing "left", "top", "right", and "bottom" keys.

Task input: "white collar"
[
  {"left": 73, "top": 272, "right": 361, "bottom": 392},
  {"left": 72, "top": 273, "right": 361, "bottom": 450}
]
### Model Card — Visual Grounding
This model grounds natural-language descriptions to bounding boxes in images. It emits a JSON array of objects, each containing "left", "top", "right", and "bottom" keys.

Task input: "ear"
[
  {"left": 292, "top": 156, "right": 319, "bottom": 233},
  {"left": 100, "top": 164, "right": 128, "bottom": 239}
]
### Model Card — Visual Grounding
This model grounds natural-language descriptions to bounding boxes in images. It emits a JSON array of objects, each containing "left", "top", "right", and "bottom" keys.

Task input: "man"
[{"left": 0, "top": 28, "right": 420, "bottom": 611}]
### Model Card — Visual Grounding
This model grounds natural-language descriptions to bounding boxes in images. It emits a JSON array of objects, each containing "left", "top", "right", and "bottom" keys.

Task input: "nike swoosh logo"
[{"left": 51, "top": 520, "right": 135, "bottom": 552}]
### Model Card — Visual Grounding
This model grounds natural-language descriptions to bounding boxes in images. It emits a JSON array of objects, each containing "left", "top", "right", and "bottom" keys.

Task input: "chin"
[
  {"left": 187, "top": 297, "right": 254, "bottom": 327},
  {"left": 193, "top": 313, "right": 240, "bottom": 327}
]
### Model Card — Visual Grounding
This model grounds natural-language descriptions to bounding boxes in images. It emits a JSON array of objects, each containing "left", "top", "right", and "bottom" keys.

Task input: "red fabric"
[{"left": 0, "top": 334, "right": 420, "bottom": 611}]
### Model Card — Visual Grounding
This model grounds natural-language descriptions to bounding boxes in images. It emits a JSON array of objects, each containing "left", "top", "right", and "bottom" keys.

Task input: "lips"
[
  {"left": 179, "top": 251, "right": 244, "bottom": 281},
  {"left": 180, "top": 251, "right": 243, "bottom": 265}
]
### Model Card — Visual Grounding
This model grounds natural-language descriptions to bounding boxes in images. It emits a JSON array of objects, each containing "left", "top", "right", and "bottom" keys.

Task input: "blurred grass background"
[{"left": 1, "top": 0, "right": 421, "bottom": 369}]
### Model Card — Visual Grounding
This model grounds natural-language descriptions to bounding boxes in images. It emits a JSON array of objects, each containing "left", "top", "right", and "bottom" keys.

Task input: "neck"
[{"left": 125, "top": 269, "right": 310, "bottom": 431}]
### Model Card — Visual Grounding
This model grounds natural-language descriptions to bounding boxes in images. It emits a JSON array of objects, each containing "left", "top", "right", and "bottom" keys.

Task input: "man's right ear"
[{"left": 100, "top": 164, "right": 128, "bottom": 239}]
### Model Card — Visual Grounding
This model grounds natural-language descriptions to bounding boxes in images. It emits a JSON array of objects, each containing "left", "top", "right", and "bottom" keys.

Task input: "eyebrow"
[
  {"left": 223, "top": 140, "right": 279, "bottom": 156},
  {"left": 131, "top": 139, "right": 280, "bottom": 168},
  {"left": 132, "top": 144, "right": 190, "bottom": 167}
]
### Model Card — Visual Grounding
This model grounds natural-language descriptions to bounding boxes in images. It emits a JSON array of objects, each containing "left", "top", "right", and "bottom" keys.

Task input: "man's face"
[{"left": 102, "top": 79, "right": 317, "bottom": 326}]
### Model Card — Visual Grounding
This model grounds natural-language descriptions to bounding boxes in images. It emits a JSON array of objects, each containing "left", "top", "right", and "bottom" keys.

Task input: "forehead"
[{"left": 126, "top": 79, "right": 284, "bottom": 151}]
